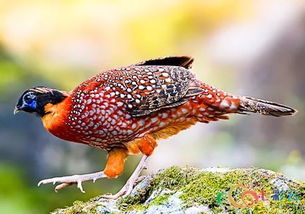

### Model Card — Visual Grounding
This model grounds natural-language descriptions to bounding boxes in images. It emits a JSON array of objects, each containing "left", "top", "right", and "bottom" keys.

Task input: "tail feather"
[{"left": 238, "top": 96, "right": 297, "bottom": 117}]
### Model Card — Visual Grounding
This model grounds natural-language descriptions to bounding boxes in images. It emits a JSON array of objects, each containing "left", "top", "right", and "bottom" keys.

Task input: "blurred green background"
[{"left": 0, "top": 0, "right": 304, "bottom": 213}]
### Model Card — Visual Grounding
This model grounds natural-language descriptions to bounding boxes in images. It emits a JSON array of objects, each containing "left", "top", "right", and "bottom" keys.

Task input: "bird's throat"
[{"left": 41, "top": 98, "right": 72, "bottom": 138}]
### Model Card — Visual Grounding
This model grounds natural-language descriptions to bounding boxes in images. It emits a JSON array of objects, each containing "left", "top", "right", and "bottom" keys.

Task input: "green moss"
[
  {"left": 52, "top": 167, "right": 305, "bottom": 213},
  {"left": 52, "top": 200, "right": 100, "bottom": 214},
  {"left": 151, "top": 167, "right": 201, "bottom": 190},
  {"left": 150, "top": 193, "right": 171, "bottom": 206}
]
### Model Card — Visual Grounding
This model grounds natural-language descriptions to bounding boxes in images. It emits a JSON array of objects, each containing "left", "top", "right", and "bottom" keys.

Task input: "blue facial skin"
[
  {"left": 25, "top": 98, "right": 37, "bottom": 110},
  {"left": 21, "top": 92, "right": 38, "bottom": 111}
]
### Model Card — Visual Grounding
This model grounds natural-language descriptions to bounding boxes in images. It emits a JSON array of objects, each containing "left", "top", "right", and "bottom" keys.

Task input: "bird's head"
[{"left": 14, "top": 86, "right": 68, "bottom": 117}]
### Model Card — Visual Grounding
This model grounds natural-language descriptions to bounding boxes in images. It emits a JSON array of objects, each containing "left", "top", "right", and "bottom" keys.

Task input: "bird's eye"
[
  {"left": 24, "top": 93, "right": 35, "bottom": 104},
  {"left": 25, "top": 95, "right": 31, "bottom": 102}
]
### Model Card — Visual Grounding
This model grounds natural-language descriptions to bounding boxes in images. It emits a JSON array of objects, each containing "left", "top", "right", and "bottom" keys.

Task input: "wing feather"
[{"left": 78, "top": 57, "right": 202, "bottom": 117}]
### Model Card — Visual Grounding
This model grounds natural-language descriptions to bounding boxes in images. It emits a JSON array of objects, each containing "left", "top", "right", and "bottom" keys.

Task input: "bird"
[{"left": 14, "top": 56, "right": 296, "bottom": 198}]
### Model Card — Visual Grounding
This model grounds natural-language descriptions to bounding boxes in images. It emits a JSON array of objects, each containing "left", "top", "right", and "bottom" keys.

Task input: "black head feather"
[{"left": 15, "top": 86, "right": 67, "bottom": 117}]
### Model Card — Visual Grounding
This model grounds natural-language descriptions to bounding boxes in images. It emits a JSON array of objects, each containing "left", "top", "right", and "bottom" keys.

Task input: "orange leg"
[
  {"left": 126, "top": 134, "right": 158, "bottom": 156},
  {"left": 138, "top": 135, "right": 157, "bottom": 156},
  {"left": 101, "top": 136, "right": 157, "bottom": 199},
  {"left": 104, "top": 148, "right": 128, "bottom": 178}
]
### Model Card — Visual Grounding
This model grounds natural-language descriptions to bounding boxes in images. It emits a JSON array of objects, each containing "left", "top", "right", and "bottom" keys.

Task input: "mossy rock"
[{"left": 52, "top": 166, "right": 305, "bottom": 214}]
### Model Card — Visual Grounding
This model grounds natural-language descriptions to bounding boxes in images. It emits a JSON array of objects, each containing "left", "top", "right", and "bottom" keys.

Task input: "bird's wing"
[
  {"left": 133, "top": 56, "right": 194, "bottom": 69},
  {"left": 104, "top": 65, "right": 202, "bottom": 117}
]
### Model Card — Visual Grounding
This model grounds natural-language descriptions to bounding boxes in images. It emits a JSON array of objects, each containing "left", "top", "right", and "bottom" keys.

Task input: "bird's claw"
[
  {"left": 54, "top": 182, "right": 75, "bottom": 192},
  {"left": 37, "top": 172, "right": 106, "bottom": 193},
  {"left": 77, "top": 181, "right": 85, "bottom": 193},
  {"left": 38, "top": 177, "right": 85, "bottom": 193},
  {"left": 99, "top": 177, "right": 135, "bottom": 200}
]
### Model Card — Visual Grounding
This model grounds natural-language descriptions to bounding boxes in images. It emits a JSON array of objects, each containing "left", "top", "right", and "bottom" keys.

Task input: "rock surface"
[{"left": 52, "top": 166, "right": 304, "bottom": 214}]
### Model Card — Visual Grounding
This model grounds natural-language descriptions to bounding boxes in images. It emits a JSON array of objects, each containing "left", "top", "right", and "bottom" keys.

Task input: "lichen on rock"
[{"left": 52, "top": 166, "right": 305, "bottom": 214}]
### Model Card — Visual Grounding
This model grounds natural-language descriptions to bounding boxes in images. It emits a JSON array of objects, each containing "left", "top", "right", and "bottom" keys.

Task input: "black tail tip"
[
  {"left": 269, "top": 107, "right": 297, "bottom": 117},
  {"left": 239, "top": 96, "right": 297, "bottom": 117}
]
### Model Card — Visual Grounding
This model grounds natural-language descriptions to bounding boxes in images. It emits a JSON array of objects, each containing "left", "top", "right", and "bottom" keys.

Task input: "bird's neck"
[{"left": 41, "top": 96, "right": 72, "bottom": 136}]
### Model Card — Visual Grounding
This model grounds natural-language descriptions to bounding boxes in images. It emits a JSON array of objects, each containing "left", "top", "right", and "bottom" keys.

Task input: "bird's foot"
[
  {"left": 101, "top": 175, "right": 146, "bottom": 200},
  {"left": 38, "top": 171, "right": 106, "bottom": 193},
  {"left": 99, "top": 155, "right": 148, "bottom": 200}
]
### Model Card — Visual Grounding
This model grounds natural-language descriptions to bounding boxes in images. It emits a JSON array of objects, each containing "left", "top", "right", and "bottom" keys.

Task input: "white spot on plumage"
[
  {"left": 230, "top": 102, "right": 238, "bottom": 110},
  {"left": 138, "top": 120, "right": 145, "bottom": 126},
  {"left": 199, "top": 107, "right": 206, "bottom": 112},
  {"left": 159, "top": 122, "right": 166, "bottom": 127},
  {"left": 220, "top": 99, "right": 230, "bottom": 108},
  {"left": 151, "top": 117, "right": 158, "bottom": 123},
  {"left": 162, "top": 113, "right": 168, "bottom": 118},
  {"left": 181, "top": 108, "right": 188, "bottom": 114}
]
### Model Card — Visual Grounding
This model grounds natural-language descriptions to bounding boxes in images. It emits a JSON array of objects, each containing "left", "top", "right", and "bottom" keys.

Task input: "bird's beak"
[{"left": 14, "top": 107, "right": 20, "bottom": 115}]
